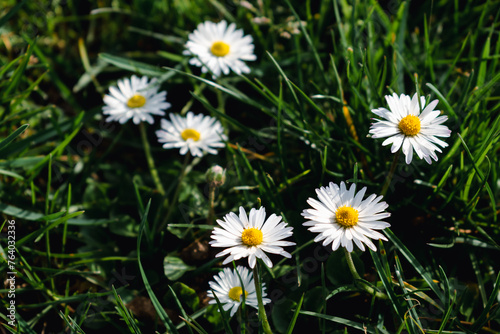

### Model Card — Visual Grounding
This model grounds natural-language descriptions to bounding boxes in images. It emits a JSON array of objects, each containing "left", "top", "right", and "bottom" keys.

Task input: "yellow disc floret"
[
  {"left": 398, "top": 115, "right": 421, "bottom": 136},
  {"left": 241, "top": 228, "right": 263, "bottom": 246},
  {"left": 181, "top": 128, "right": 201, "bottom": 141},
  {"left": 210, "top": 41, "right": 230, "bottom": 57},
  {"left": 127, "top": 94, "right": 146, "bottom": 108},
  {"left": 228, "top": 286, "right": 248, "bottom": 302},
  {"left": 335, "top": 206, "right": 359, "bottom": 228}
]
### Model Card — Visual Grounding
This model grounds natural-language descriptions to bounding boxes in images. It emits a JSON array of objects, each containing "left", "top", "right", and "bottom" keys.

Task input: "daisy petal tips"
[
  {"left": 155, "top": 111, "right": 227, "bottom": 157},
  {"left": 102, "top": 75, "right": 171, "bottom": 125},
  {"left": 301, "top": 182, "right": 390, "bottom": 253},
  {"left": 207, "top": 266, "right": 270, "bottom": 317},
  {"left": 210, "top": 206, "right": 296, "bottom": 268},
  {"left": 183, "top": 20, "right": 257, "bottom": 78},
  {"left": 369, "top": 93, "right": 451, "bottom": 164}
]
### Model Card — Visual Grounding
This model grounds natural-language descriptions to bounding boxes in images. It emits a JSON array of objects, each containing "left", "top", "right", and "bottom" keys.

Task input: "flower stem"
[
  {"left": 344, "top": 249, "right": 388, "bottom": 300},
  {"left": 157, "top": 153, "right": 190, "bottom": 233},
  {"left": 139, "top": 122, "right": 165, "bottom": 196},
  {"left": 207, "top": 185, "right": 216, "bottom": 224},
  {"left": 252, "top": 265, "right": 273, "bottom": 334},
  {"left": 380, "top": 150, "right": 400, "bottom": 197}
]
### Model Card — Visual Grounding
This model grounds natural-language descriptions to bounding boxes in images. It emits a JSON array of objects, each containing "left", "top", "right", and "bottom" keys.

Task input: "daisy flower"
[
  {"left": 369, "top": 93, "right": 451, "bottom": 164},
  {"left": 207, "top": 266, "right": 270, "bottom": 317},
  {"left": 103, "top": 75, "right": 170, "bottom": 124},
  {"left": 302, "top": 182, "right": 390, "bottom": 253},
  {"left": 210, "top": 206, "right": 295, "bottom": 268},
  {"left": 184, "top": 20, "right": 257, "bottom": 77},
  {"left": 156, "top": 111, "right": 227, "bottom": 157}
]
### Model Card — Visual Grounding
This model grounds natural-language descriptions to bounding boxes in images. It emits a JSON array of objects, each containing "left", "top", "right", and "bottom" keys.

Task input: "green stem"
[
  {"left": 380, "top": 150, "right": 400, "bottom": 197},
  {"left": 207, "top": 184, "right": 216, "bottom": 225},
  {"left": 344, "top": 249, "right": 388, "bottom": 300},
  {"left": 157, "top": 153, "right": 190, "bottom": 232},
  {"left": 139, "top": 122, "right": 165, "bottom": 196},
  {"left": 253, "top": 264, "right": 273, "bottom": 334}
]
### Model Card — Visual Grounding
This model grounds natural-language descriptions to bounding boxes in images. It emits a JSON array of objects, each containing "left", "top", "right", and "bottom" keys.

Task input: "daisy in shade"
[
  {"left": 103, "top": 75, "right": 170, "bottom": 124},
  {"left": 184, "top": 20, "right": 257, "bottom": 77},
  {"left": 302, "top": 182, "right": 390, "bottom": 252},
  {"left": 156, "top": 111, "right": 227, "bottom": 157},
  {"left": 369, "top": 93, "right": 451, "bottom": 164},
  {"left": 207, "top": 266, "right": 270, "bottom": 317},
  {"left": 210, "top": 206, "right": 295, "bottom": 268}
]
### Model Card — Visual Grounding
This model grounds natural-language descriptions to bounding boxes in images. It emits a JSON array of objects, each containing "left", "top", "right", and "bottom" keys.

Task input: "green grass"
[{"left": 0, "top": 0, "right": 499, "bottom": 333}]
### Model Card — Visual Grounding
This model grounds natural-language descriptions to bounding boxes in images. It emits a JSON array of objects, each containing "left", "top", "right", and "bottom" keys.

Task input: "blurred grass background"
[{"left": 0, "top": 0, "right": 499, "bottom": 333}]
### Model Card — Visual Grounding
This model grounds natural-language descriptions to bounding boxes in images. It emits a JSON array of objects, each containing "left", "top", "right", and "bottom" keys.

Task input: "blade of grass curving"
[
  {"left": 137, "top": 199, "right": 178, "bottom": 334},
  {"left": 0, "top": 124, "right": 29, "bottom": 154},
  {"left": 99, "top": 53, "right": 166, "bottom": 77},
  {"left": 285, "top": 293, "right": 304, "bottom": 334},
  {"left": 210, "top": 289, "right": 233, "bottom": 334},
  {"left": 265, "top": 51, "right": 300, "bottom": 107},
  {"left": 167, "top": 285, "right": 195, "bottom": 334},
  {"left": 425, "top": 84, "right": 457, "bottom": 120},
  {"left": 299, "top": 310, "right": 390, "bottom": 334},
  {"left": 164, "top": 67, "right": 269, "bottom": 112},
  {"left": 384, "top": 228, "right": 444, "bottom": 302}
]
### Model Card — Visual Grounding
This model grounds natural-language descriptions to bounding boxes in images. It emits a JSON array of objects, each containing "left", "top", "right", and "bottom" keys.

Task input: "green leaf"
[
  {"left": 272, "top": 298, "right": 297, "bottom": 333},
  {"left": 163, "top": 255, "right": 196, "bottom": 281},
  {"left": 303, "top": 286, "right": 324, "bottom": 313},
  {"left": 164, "top": 282, "right": 200, "bottom": 312},
  {"left": 326, "top": 249, "right": 364, "bottom": 286}
]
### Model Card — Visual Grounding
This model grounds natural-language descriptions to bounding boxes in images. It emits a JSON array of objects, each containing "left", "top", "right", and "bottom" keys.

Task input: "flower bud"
[{"left": 206, "top": 165, "right": 226, "bottom": 187}]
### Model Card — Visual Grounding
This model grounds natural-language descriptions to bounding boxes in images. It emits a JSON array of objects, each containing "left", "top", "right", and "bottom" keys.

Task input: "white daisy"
[
  {"left": 103, "top": 75, "right": 170, "bottom": 124},
  {"left": 210, "top": 206, "right": 295, "bottom": 268},
  {"left": 155, "top": 111, "right": 227, "bottom": 157},
  {"left": 183, "top": 20, "right": 257, "bottom": 77},
  {"left": 302, "top": 182, "right": 390, "bottom": 253},
  {"left": 207, "top": 266, "right": 270, "bottom": 317},
  {"left": 369, "top": 93, "right": 451, "bottom": 164}
]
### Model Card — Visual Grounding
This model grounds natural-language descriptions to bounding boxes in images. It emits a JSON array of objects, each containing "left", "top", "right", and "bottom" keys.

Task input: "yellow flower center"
[
  {"left": 335, "top": 206, "right": 359, "bottom": 228},
  {"left": 210, "top": 41, "right": 230, "bottom": 57},
  {"left": 241, "top": 228, "right": 263, "bottom": 246},
  {"left": 126, "top": 94, "right": 146, "bottom": 108},
  {"left": 398, "top": 115, "right": 421, "bottom": 136},
  {"left": 180, "top": 128, "right": 201, "bottom": 141},
  {"left": 228, "top": 286, "right": 248, "bottom": 302}
]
